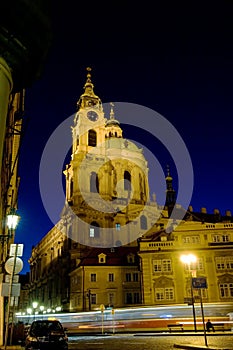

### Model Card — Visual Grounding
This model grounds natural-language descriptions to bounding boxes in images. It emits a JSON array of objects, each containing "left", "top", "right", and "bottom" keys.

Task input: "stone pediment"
[
  {"left": 218, "top": 273, "right": 233, "bottom": 283},
  {"left": 153, "top": 276, "right": 174, "bottom": 287}
]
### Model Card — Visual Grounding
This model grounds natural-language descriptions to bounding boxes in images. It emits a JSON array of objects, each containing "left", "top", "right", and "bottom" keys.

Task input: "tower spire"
[
  {"left": 110, "top": 102, "right": 115, "bottom": 120},
  {"left": 76, "top": 67, "right": 102, "bottom": 111},
  {"left": 165, "top": 165, "right": 176, "bottom": 214}
]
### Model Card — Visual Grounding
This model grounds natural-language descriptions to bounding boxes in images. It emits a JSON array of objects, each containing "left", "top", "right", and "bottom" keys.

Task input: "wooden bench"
[
  {"left": 167, "top": 323, "right": 184, "bottom": 332},
  {"left": 212, "top": 323, "right": 225, "bottom": 331}
]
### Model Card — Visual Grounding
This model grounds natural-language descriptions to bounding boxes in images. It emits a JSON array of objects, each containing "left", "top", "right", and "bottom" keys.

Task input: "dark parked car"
[{"left": 24, "top": 319, "right": 68, "bottom": 349}]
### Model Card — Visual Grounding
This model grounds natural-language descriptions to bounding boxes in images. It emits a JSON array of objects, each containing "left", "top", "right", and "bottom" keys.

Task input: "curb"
[{"left": 174, "top": 344, "right": 231, "bottom": 350}]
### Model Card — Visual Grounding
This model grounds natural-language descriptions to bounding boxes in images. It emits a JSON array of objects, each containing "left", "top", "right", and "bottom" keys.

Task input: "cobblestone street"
[{"left": 68, "top": 333, "right": 233, "bottom": 350}]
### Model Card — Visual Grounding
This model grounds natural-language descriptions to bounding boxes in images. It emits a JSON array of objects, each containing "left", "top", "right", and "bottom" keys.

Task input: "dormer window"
[
  {"left": 127, "top": 253, "right": 135, "bottom": 264},
  {"left": 98, "top": 253, "right": 106, "bottom": 263}
]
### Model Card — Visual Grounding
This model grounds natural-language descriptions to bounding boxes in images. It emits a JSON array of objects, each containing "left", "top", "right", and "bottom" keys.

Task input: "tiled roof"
[{"left": 78, "top": 246, "right": 139, "bottom": 267}]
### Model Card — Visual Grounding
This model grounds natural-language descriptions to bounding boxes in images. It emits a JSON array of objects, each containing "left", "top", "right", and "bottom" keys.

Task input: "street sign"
[
  {"left": 9, "top": 243, "right": 24, "bottom": 257},
  {"left": 5, "top": 274, "right": 19, "bottom": 283},
  {"left": 1, "top": 283, "right": 21, "bottom": 297},
  {"left": 192, "top": 277, "right": 207, "bottom": 289},
  {"left": 5, "top": 257, "right": 23, "bottom": 274}
]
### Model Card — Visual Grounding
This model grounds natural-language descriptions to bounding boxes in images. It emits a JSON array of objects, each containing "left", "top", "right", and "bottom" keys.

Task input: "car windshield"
[{"left": 30, "top": 321, "right": 63, "bottom": 336}]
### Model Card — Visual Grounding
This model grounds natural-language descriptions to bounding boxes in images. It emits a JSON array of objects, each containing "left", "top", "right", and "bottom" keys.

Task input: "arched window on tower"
[
  {"left": 140, "top": 215, "right": 147, "bottom": 230},
  {"left": 88, "top": 129, "right": 97, "bottom": 146},
  {"left": 90, "top": 221, "right": 100, "bottom": 238},
  {"left": 124, "top": 170, "right": 131, "bottom": 191},
  {"left": 90, "top": 172, "right": 99, "bottom": 193}
]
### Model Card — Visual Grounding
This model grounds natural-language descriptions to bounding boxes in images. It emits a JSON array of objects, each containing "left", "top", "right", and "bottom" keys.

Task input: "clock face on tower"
[{"left": 87, "top": 110, "right": 99, "bottom": 121}]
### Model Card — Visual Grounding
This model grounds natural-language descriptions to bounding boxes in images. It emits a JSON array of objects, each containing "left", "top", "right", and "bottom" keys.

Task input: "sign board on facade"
[{"left": 192, "top": 277, "right": 207, "bottom": 289}]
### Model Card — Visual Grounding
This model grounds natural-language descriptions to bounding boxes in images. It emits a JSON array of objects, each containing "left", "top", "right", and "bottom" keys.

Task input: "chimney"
[
  {"left": 225, "top": 210, "right": 232, "bottom": 217},
  {"left": 201, "top": 207, "right": 207, "bottom": 214},
  {"left": 214, "top": 208, "right": 220, "bottom": 215}
]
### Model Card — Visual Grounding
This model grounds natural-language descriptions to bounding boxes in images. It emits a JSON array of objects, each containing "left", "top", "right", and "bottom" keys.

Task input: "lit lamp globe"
[
  {"left": 32, "top": 301, "right": 38, "bottom": 310},
  {"left": 39, "top": 306, "right": 44, "bottom": 313},
  {"left": 180, "top": 254, "right": 197, "bottom": 266},
  {"left": 6, "top": 209, "right": 20, "bottom": 232},
  {"left": 27, "top": 308, "right": 32, "bottom": 315}
]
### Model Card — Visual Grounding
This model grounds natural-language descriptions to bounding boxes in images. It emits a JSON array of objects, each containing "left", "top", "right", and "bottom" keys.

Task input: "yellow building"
[
  {"left": 139, "top": 219, "right": 233, "bottom": 306},
  {"left": 27, "top": 68, "right": 233, "bottom": 314},
  {"left": 69, "top": 246, "right": 141, "bottom": 311}
]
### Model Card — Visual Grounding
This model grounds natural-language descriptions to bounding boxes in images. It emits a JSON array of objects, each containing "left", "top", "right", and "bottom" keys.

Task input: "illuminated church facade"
[{"left": 27, "top": 69, "right": 233, "bottom": 313}]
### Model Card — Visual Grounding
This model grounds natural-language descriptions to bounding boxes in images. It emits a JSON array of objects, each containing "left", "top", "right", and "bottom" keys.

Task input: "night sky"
[{"left": 14, "top": 2, "right": 233, "bottom": 273}]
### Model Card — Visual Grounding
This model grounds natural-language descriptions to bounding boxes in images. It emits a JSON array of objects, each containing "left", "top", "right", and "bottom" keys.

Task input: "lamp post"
[
  {"left": 32, "top": 302, "right": 38, "bottom": 321},
  {"left": 180, "top": 253, "right": 197, "bottom": 332},
  {"left": 26, "top": 308, "right": 32, "bottom": 324},
  {"left": 3, "top": 210, "right": 20, "bottom": 350}
]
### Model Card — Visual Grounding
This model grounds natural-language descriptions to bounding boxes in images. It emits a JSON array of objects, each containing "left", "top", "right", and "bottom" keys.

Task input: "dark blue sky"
[{"left": 15, "top": 2, "right": 233, "bottom": 273}]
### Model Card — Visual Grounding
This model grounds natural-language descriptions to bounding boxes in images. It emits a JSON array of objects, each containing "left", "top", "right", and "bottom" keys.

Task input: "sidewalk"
[
  {"left": 0, "top": 347, "right": 22, "bottom": 350},
  {"left": 174, "top": 344, "right": 231, "bottom": 350}
]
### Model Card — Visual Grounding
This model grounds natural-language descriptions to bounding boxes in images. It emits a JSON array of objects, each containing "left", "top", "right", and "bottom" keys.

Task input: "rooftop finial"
[
  {"left": 86, "top": 67, "right": 92, "bottom": 83},
  {"left": 110, "top": 102, "right": 115, "bottom": 120},
  {"left": 167, "top": 164, "right": 170, "bottom": 177}
]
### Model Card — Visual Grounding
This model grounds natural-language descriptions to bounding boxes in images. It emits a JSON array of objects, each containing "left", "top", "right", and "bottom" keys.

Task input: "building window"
[
  {"left": 90, "top": 293, "right": 97, "bottom": 304},
  {"left": 153, "top": 259, "right": 172, "bottom": 272},
  {"left": 115, "top": 223, "right": 121, "bottom": 231},
  {"left": 108, "top": 273, "right": 114, "bottom": 282},
  {"left": 88, "top": 129, "right": 97, "bottom": 146},
  {"left": 126, "top": 273, "right": 131, "bottom": 282},
  {"left": 134, "top": 292, "right": 140, "bottom": 303},
  {"left": 90, "top": 228, "right": 94, "bottom": 237},
  {"left": 90, "top": 172, "right": 99, "bottom": 193},
  {"left": 216, "top": 256, "right": 233, "bottom": 270},
  {"left": 183, "top": 235, "right": 200, "bottom": 244},
  {"left": 91, "top": 273, "right": 96, "bottom": 282},
  {"left": 90, "top": 221, "right": 100, "bottom": 238},
  {"left": 126, "top": 292, "right": 133, "bottom": 304},
  {"left": 140, "top": 215, "right": 147, "bottom": 230},
  {"left": 213, "top": 234, "right": 230, "bottom": 242},
  {"left": 133, "top": 273, "right": 138, "bottom": 282},
  {"left": 109, "top": 293, "right": 114, "bottom": 305},
  {"left": 155, "top": 287, "right": 174, "bottom": 301},
  {"left": 125, "top": 292, "right": 140, "bottom": 304},
  {"left": 219, "top": 283, "right": 233, "bottom": 298},
  {"left": 124, "top": 171, "right": 131, "bottom": 191},
  {"left": 222, "top": 235, "right": 230, "bottom": 242}
]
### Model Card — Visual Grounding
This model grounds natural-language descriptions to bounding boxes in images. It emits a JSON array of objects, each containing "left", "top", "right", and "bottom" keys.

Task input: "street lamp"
[
  {"left": 3, "top": 209, "right": 20, "bottom": 350},
  {"left": 180, "top": 253, "right": 197, "bottom": 332},
  {"left": 39, "top": 306, "right": 44, "bottom": 313}
]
